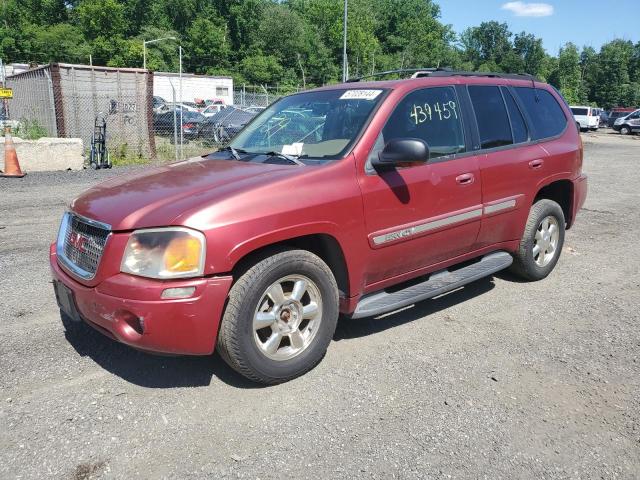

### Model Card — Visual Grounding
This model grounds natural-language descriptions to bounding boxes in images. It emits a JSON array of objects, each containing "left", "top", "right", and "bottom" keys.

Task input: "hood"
[{"left": 70, "top": 157, "right": 300, "bottom": 231}]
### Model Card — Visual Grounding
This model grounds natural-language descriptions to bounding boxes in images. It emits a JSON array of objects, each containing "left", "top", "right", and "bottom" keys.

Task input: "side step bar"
[{"left": 351, "top": 251, "right": 513, "bottom": 319}]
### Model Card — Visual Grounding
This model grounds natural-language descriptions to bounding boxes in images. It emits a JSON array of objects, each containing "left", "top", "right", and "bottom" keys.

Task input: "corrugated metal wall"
[{"left": 5, "top": 67, "right": 58, "bottom": 137}]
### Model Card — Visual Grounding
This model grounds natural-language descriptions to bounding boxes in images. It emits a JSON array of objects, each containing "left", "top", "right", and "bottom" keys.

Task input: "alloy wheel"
[
  {"left": 253, "top": 275, "right": 323, "bottom": 361},
  {"left": 532, "top": 215, "right": 560, "bottom": 267}
]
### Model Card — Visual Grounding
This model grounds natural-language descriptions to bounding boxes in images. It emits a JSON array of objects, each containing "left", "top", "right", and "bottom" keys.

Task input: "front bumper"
[{"left": 50, "top": 243, "right": 233, "bottom": 355}]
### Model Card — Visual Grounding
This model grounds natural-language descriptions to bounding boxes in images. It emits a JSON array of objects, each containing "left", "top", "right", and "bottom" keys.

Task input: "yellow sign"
[{"left": 0, "top": 88, "right": 13, "bottom": 99}]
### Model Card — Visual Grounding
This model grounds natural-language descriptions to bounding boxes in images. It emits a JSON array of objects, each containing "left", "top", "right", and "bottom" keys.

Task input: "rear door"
[
  {"left": 357, "top": 85, "right": 482, "bottom": 287},
  {"left": 467, "top": 85, "right": 549, "bottom": 248},
  {"left": 472, "top": 85, "right": 570, "bottom": 248}
]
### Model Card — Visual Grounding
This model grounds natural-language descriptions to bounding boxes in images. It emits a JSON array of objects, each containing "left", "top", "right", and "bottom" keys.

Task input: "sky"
[{"left": 436, "top": 0, "right": 638, "bottom": 54}]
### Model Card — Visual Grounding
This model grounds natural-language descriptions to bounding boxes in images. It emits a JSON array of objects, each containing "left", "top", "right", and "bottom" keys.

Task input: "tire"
[
  {"left": 620, "top": 125, "right": 631, "bottom": 135},
  {"left": 510, "top": 199, "right": 565, "bottom": 281},
  {"left": 217, "top": 249, "right": 339, "bottom": 384}
]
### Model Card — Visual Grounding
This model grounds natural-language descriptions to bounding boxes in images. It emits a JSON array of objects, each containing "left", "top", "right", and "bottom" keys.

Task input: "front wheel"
[
  {"left": 217, "top": 250, "right": 339, "bottom": 384},
  {"left": 510, "top": 199, "right": 565, "bottom": 281},
  {"left": 620, "top": 125, "right": 631, "bottom": 135}
]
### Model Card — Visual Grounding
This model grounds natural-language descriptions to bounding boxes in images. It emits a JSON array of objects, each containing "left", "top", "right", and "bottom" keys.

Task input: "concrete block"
[{"left": 0, "top": 137, "right": 84, "bottom": 172}]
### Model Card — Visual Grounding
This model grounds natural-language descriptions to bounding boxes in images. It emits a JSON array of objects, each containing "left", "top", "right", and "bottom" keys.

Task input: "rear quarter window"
[{"left": 514, "top": 87, "right": 568, "bottom": 140}]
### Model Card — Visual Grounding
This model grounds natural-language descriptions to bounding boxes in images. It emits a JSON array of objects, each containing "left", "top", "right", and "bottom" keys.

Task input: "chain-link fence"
[
  {"left": 4, "top": 64, "right": 306, "bottom": 164},
  {"left": 233, "top": 85, "right": 300, "bottom": 109},
  {"left": 4, "top": 67, "right": 58, "bottom": 138}
]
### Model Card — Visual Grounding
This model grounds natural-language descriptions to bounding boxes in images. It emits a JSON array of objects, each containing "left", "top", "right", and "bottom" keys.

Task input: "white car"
[{"left": 570, "top": 106, "right": 599, "bottom": 131}]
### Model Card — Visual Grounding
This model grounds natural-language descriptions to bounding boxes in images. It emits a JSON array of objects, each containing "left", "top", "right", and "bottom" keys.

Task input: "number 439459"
[{"left": 410, "top": 101, "right": 458, "bottom": 125}]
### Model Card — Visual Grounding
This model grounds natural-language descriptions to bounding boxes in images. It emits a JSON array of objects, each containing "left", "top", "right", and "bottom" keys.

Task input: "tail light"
[{"left": 183, "top": 123, "right": 195, "bottom": 129}]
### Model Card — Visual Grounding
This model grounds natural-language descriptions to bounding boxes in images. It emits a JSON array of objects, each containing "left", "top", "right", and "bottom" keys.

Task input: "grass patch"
[{"left": 14, "top": 118, "right": 48, "bottom": 140}]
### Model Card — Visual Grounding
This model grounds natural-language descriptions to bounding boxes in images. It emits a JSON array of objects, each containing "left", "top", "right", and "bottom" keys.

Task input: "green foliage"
[
  {"left": 0, "top": 0, "right": 637, "bottom": 108},
  {"left": 14, "top": 118, "right": 48, "bottom": 140},
  {"left": 557, "top": 43, "right": 582, "bottom": 104}
]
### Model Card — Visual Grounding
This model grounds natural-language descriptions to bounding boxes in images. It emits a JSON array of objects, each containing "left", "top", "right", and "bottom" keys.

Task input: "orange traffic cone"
[{"left": 1, "top": 127, "right": 25, "bottom": 178}]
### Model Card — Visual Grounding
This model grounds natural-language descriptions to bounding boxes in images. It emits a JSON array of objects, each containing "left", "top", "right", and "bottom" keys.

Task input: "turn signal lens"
[{"left": 164, "top": 236, "right": 202, "bottom": 273}]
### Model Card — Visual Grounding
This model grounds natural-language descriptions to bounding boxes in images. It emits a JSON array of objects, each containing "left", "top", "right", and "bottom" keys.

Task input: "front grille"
[{"left": 58, "top": 213, "right": 110, "bottom": 279}]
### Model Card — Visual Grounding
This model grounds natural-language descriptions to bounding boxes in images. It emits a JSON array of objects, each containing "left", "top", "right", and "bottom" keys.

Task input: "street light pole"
[
  {"left": 342, "top": 0, "right": 348, "bottom": 82},
  {"left": 142, "top": 36, "right": 177, "bottom": 70}
]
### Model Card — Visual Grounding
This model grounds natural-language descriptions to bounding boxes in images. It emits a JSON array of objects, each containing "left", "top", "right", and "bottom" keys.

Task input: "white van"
[{"left": 570, "top": 106, "right": 599, "bottom": 131}]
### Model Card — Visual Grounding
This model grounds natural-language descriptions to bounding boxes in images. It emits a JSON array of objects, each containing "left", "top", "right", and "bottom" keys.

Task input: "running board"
[{"left": 351, "top": 251, "right": 513, "bottom": 319}]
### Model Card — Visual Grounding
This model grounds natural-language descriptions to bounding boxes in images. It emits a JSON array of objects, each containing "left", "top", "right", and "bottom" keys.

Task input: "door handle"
[
  {"left": 456, "top": 173, "right": 475, "bottom": 185},
  {"left": 529, "top": 159, "right": 544, "bottom": 169}
]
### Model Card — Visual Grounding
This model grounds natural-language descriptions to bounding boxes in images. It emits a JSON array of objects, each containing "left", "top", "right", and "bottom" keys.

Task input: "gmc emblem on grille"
[{"left": 68, "top": 232, "right": 87, "bottom": 253}]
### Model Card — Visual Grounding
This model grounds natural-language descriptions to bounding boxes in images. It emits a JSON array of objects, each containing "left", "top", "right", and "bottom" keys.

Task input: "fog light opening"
[
  {"left": 119, "top": 310, "right": 144, "bottom": 335},
  {"left": 161, "top": 286, "right": 196, "bottom": 299}
]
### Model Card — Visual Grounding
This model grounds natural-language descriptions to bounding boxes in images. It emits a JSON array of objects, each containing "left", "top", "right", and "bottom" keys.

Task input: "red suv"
[{"left": 51, "top": 70, "right": 588, "bottom": 384}]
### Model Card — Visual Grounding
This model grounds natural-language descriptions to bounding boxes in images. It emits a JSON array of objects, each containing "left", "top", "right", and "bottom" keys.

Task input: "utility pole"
[
  {"left": 179, "top": 45, "right": 183, "bottom": 160},
  {"left": 342, "top": 0, "right": 348, "bottom": 82}
]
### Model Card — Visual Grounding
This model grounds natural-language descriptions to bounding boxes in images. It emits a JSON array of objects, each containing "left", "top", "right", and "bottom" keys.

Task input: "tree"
[
  {"left": 580, "top": 46, "right": 598, "bottom": 103},
  {"left": 461, "top": 21, "right": 513, "bottom": 70},
  {"left": 74, "top": 0, "right": 127, "bottom": 41},
  {"left": 557, "top": 43, "right": 582, "bottom": 104},
  {"left": 594, "top": 40, "right": 634, "bottom": 108},
  {"left": 186, "top": 16, "right": 230, "bottom": 73},
  {"left": 513, "top": 32, "right": 545, "bottom": 76},
  {"left": 240, "top": 54, "right": 284, "bottom": 85},
  {"left": 0, "top": 0, "right": 637, "bottom": 101}
]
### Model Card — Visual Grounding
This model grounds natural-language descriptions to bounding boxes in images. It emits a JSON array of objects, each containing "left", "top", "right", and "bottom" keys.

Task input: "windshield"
[{"left": 230, "top": 88, "right": 385, "bottom": 159}]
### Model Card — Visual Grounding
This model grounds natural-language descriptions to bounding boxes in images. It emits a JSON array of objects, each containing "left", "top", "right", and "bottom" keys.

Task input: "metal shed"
[{"left": 6, "top": 63, "right": 155, "bottom": 160}]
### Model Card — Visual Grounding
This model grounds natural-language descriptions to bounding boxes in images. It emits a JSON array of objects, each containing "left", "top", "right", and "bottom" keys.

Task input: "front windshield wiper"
[
  {"left": 264, "top": 151, "right": 306, "bottom": 167},
  {"left": 219, "top": 146, "right": 247, "bottom": 161}
]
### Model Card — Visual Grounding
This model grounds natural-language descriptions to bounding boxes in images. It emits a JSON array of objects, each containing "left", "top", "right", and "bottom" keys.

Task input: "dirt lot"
[{"left": 1, "top": 133, "right": 639, "bottom": 479}]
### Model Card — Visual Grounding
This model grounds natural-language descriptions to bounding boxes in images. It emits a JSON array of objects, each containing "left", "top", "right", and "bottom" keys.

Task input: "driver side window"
[{"left": 379, "top": 86, "right": 466, "bottom": 160}]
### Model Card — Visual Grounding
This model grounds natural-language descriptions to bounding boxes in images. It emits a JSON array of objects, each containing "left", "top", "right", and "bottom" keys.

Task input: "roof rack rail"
[
  {"left": 345, "top": 68, "right": 452, "bottom": 82},
  {"left": 346, "top": 68, "right": 540, "bottom": 83}
]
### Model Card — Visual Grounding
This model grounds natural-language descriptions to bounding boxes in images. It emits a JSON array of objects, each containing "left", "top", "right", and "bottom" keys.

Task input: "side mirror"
[{"left": 373, "top": 138, "right": 430, "bottom": 169}]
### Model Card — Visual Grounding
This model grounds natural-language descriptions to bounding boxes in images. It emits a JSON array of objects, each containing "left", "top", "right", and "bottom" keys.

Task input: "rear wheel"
[
  {"left": 511, "top": 199, "right": 565, "bottom": 281},
  {"left": 217, "top": 249, "right": 339, "bottom": 384}
]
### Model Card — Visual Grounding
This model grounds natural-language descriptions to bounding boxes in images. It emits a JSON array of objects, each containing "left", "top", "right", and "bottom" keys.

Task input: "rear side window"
[
  {"left": 571, "top": 107, "right": 588, "bottom": 116},
  {"left": 514, "top": 87, "right": 567, "bottom": 140},
  {"left": 502, "top": 87, "right": 529, "bottom": 143},
  {"left": 468, "top": 85, "right": 512, "bottom": 149},
  {"left": 382, "top": 86, "right": 466, "bottom": 159}
]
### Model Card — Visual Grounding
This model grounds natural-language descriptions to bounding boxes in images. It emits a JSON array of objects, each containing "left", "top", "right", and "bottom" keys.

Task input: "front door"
[{"left": 357, "top": 86, "right": 482, "bottom": 287}]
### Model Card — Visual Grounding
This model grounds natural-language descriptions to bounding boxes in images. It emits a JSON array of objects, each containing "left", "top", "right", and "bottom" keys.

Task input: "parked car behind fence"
[
  {"left": 199, "top": 107, "right": 256, "bottom": 145},
  {"left": 153, "top": 109, "right": 207, "bottom": 142}
]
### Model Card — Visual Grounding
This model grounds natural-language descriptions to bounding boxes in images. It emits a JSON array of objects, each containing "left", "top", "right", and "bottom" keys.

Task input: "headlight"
[
  {"left": 614, "top": 118, "right": 624, "bottom": 125},
  {"left": 121, "top": 227, "right": 206, "bottom": 279}
]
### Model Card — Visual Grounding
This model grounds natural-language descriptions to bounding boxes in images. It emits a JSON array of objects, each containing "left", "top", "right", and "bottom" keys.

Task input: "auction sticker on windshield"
[{"left": 340, "top": 90, "right": 382, "bottom": 100}]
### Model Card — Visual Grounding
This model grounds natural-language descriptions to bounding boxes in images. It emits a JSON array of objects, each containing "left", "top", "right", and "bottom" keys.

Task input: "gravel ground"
[{"left": 1, "top": 133, "right": 639, "bottom": 479}]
